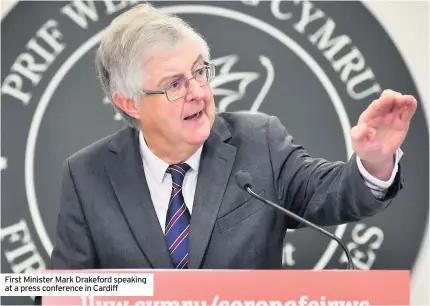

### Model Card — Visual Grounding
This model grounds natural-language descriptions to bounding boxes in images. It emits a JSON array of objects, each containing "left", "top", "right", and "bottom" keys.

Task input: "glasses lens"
[
  {"left": 165, "top": 64, "right": 216, "bottom": 101},
  {"left": 195, "top": 67, "right": 208, "bottom": 83},
  {"left": 166, "top": 78, "right": 187, "bottom": 101}
]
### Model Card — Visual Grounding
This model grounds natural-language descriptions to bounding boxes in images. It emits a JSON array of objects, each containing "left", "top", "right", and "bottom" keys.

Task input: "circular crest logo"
[{"left": 1, "top": 1, "right": 428, "bottom": 304}]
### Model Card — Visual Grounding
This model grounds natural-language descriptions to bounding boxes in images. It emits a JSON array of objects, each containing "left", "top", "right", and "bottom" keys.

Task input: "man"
[{"left": 49, "top": 3, "right": 416, "bottom": 271}]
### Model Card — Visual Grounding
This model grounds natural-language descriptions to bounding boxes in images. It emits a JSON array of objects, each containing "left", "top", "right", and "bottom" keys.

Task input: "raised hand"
[{"left": 350, "top": 89, "right": 417, "bottom": 180}]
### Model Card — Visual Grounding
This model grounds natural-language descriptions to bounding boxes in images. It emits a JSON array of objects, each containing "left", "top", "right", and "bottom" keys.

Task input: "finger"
[
  {"left": 393, "top": 95, "right": 414, "bottom": 110},
  {"left": 399, "top": 95, "right": 418, "bottom": 122},
  {"left": 362, "top": 95, "right": 395, "bottom": 122},
  {"left": 380, "top": 89, "right": 402, "bottom": 98},
  {"left": 392, "top": 95, "right": 407, "bottom": 115},
  {"left": 394, "top": 94, "right": 415, "bottom": 107},
  {"left": 400, "top": 95, "right": 417, "bottom": 108},
  {"left": 351, "top": 123, "right": 376, "bottom": 142},
  {"left": 378, "top": 94, "right": 398, "bottom": 114},
  {"left": 389, "top": 94, "right": 415, "bottom": 114}
]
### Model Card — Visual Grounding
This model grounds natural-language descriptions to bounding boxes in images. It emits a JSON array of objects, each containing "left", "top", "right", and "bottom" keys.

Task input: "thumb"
[{"left": 351, "top": 123, "right": 376, "bottom": 142}]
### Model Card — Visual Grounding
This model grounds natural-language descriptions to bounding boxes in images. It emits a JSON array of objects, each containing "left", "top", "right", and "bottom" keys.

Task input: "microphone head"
[{"left": 235, "top": 170, "right": 253, "bottom": 190}]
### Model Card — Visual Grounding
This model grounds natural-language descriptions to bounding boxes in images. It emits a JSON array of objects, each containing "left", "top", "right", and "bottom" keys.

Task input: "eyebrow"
[{"left": 157, "top": 55, "right": 204, "bottom": 87}]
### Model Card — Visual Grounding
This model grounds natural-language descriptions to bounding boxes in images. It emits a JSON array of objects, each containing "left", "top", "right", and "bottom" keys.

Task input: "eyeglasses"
[{"left": 141, "top": 62, "right": 216, "bottom": 102}]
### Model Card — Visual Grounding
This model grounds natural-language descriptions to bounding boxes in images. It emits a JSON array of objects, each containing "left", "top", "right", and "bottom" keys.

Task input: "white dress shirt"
[
  {"left": 139, "top": 131, "right": 402, "bottom": 231},
  {"left": 139, "top": 131, "right": 202, "bottom": 230}
]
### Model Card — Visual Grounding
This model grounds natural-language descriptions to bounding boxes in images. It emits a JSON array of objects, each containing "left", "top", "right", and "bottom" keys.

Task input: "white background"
[
  {"left": 361, "top": 2, "right": 429, "bottom": 305},
  {"left": 1, "top": 0, "right": 429, "bottom": 305}
]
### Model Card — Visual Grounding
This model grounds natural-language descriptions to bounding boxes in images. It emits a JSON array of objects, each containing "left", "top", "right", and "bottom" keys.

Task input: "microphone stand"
[{"left": 245, "top": 186, "right": 357, "bottom": 270}]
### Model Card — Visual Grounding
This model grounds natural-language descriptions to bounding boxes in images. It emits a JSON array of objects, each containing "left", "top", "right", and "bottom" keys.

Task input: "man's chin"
[{"left": 184, "top": 129, "right": 210, "bottom": 146}]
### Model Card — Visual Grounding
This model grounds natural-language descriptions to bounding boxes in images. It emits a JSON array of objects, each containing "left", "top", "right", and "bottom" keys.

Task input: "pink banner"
[{"left": 41, "top": 269, "right": 409, "bottom": 306}]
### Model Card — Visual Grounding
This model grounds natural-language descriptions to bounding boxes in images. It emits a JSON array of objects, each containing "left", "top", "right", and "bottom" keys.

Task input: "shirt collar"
[{"left": 138, "top": 130, "right": 203, "bottom": 183}]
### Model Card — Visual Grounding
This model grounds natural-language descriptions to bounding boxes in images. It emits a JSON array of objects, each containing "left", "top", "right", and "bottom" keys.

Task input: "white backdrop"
[
  {"left": 361, "top": 2, "right": 429, "bottom": 305},
  {"left": 1, "top": 1, "right": 429, "bottom": 305}
]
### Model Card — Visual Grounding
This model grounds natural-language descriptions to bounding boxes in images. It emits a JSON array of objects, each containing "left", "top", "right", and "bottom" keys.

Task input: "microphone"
[{"left": 235, "top": 170, "right": 357, "bottom": 270}]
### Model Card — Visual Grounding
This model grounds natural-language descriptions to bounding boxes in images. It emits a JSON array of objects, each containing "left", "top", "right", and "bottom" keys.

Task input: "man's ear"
[{"left": 112, "top": 91, "right": 140, "bottom": 120}]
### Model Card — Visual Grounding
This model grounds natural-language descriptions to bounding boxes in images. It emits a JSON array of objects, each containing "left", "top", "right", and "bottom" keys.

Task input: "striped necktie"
[{"left": 165, "top": 163, "right": 191, "bottom": 269}]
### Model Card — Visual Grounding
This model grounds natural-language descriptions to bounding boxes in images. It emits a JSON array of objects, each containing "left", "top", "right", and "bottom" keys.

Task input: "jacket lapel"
[
  {"left": 104, "top": 128, "right": 174, "bottom": 269},
  {"left": 188, "top": 117, "right": 237, "bottom": 269}
]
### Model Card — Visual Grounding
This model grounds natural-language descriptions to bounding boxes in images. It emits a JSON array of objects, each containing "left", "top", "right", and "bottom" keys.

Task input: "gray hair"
[{"left": 95, "top": 3, "right": 211, "bottom": 128}]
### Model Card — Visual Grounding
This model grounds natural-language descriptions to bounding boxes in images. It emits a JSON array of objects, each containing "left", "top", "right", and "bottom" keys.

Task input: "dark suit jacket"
[{"left": 49, "top": 112, "right": 403, "bottom": 270}]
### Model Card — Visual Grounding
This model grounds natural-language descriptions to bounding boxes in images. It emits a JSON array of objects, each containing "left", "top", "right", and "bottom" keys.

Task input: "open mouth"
[{"left": 184, "top": 110, "right": 203, "bottom": 121}]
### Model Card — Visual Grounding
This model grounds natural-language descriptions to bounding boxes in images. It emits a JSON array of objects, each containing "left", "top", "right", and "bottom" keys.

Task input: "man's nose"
[{"left": 184, "top": 78, "right": 204, "bottom": 102}]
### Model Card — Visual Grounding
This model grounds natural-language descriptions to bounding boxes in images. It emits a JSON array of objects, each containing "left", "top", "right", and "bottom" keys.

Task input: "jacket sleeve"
[
  {"left": 49, "top": 158, "right": 99, "bottom": 269},
  {"left": 267, "top": 115, "right": 403, "bottom": 228}
]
